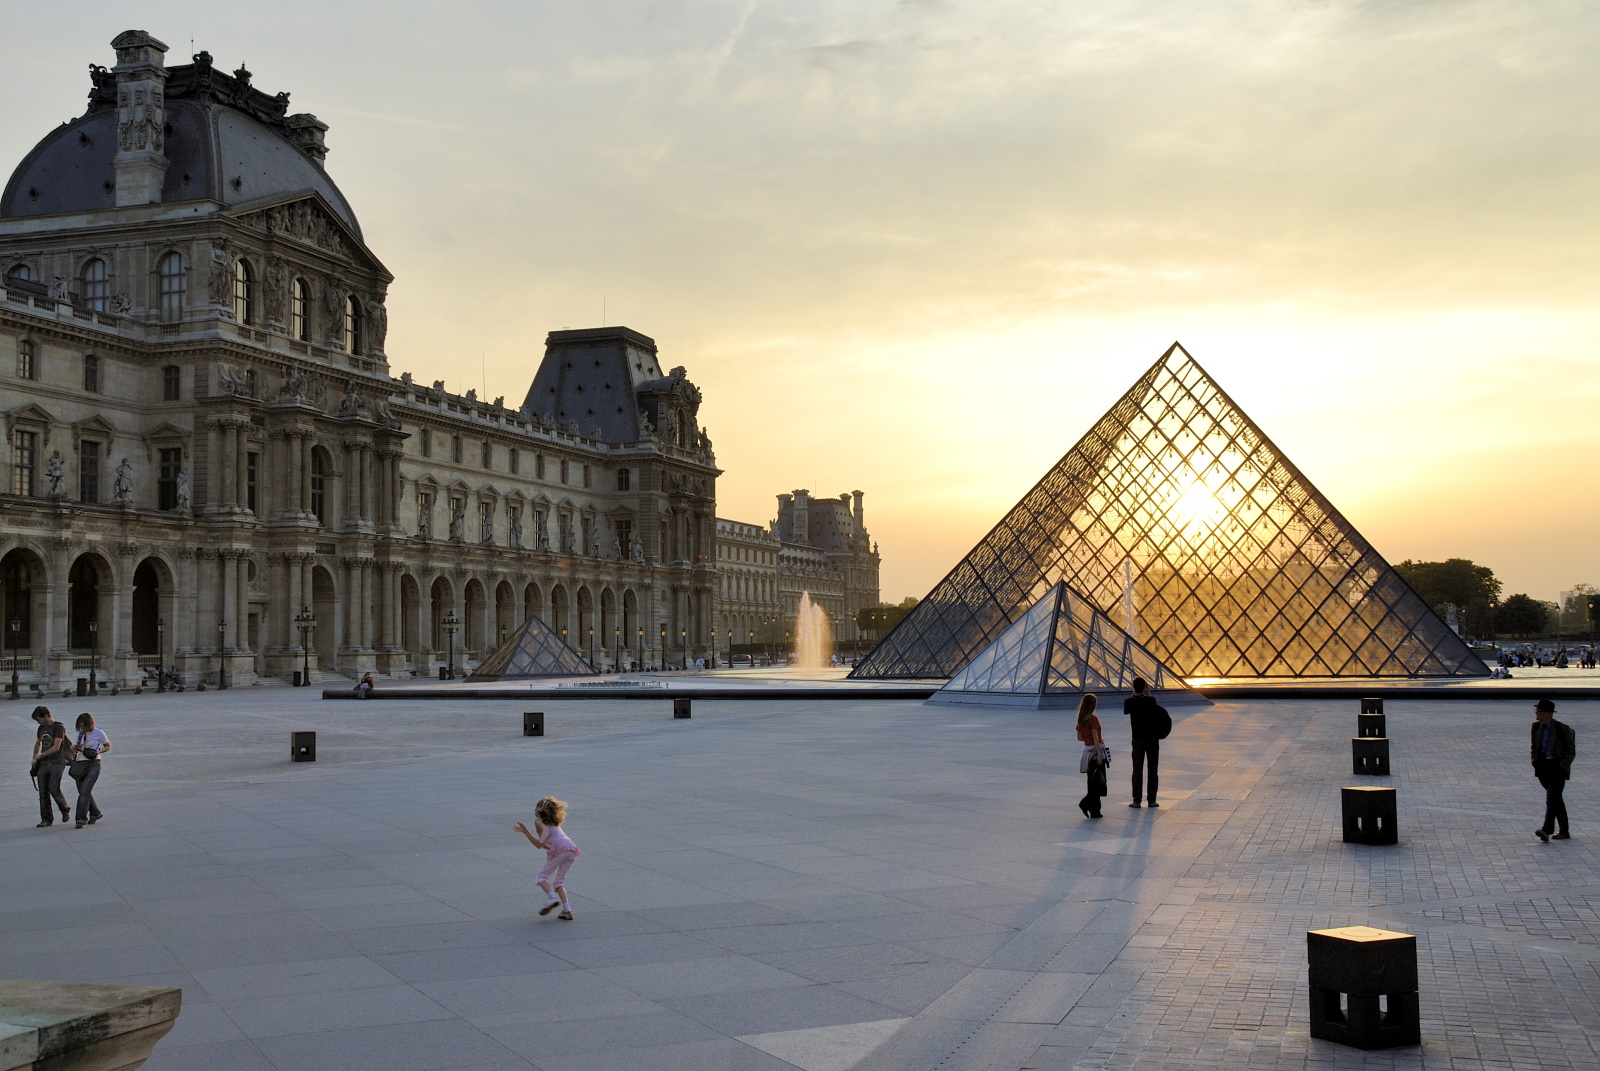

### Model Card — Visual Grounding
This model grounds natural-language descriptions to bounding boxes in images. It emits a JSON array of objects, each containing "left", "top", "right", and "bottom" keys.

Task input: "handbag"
[{"left": 1088, "top": 762, "right": 1108, "bottom": 797}]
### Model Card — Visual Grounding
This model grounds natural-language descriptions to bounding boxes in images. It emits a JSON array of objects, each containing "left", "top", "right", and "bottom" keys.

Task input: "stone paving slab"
[{"left": 1, "top": 689, "right": 1595, "bottom": 1069}]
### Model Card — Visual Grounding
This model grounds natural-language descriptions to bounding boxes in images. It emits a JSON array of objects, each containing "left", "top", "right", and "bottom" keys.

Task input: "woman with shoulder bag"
[
  {"left": 1076, "top": 693, "right": 1108, "bottom": 818},
  {"left": 67, "top": 712, "right": 110, "bottom": 829}
]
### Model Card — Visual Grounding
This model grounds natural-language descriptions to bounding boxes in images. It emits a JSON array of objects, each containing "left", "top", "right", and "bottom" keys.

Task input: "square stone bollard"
[
  {"left": 291, "top": 731, "right": 316, "bottom": 762},
  {"left": 1342, "top": 786, "right": 1397, "bottom": 845},
  {"left": 673, "top": 698, "right": 692, "bottom": 719},
  {"left": 1307, "top": 925, "right": 1420, "bottom": 1049},
  {"left": 1358, "top": 713, "right": 1387, "bottom": 738},
  {"left": 0, "top": 979, "right": 183, "bottom": 1070},
  {"left": 1352, "top": 737, "right": 1391, "bottom": 776},
  {"left": 1360, "top": 697, "right": 1383, "bottom": 715},
  {"left": 524, "top": 711, "right": 544, "bottom": 737}
]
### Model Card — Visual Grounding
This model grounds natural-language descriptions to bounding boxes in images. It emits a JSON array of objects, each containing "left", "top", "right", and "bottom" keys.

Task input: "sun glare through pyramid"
[{"left": 1173, "top": 482, "right": 1226, "bottom": 539}]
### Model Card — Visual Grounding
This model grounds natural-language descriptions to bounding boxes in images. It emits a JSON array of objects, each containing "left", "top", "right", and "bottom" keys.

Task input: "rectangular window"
[
  {"left": 616, "top": 519, "right": 633, "bottom": 556},
  {"left": 12, "top": 430, "right": 36, "bottom": 496},
  {"left": 157, "top": 447, "right": 181, "bottom": 510},
  {"left": 535, "top": 453, "right": 545, "bottom": 479},
  {"left": 482, "top": 440, "right": 493, "bottom": 470},
  {"left": 246, "top": 452, "right": 259, "bottom": 513},
  {"left": 583, "top": 464, "right": 592, "bottom": 489},
  {"left": 509, "top": 448, "right": 519, "bottom": 475},
  {"left": 162, "top": 364, "right": 180, "bottom": 400},
  {"left": 420, "top": 428, "right": 432, "bottom": 458},
  {"left": 560, "top": 459, "right": 569, "bottom": 484},
  {"left": 83, "top": 354, "right": 100, "bottom": 393},
  {"left": 78, "top": 440, "right": 100, "bottom": 504},
  {"left": 451, "top": 435, "right": 462, "bottom": 464},
  {"left": 17, "top": 340, "right": 35, "bottom": 381}
]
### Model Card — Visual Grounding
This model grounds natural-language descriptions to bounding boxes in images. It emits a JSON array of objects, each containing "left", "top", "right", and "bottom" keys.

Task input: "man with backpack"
[{"left": 1124, "top": 677, "right": 1171, "bottom": 808}]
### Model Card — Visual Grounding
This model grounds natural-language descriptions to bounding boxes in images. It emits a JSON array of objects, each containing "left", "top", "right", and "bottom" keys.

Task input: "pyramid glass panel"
[
  {"left": 938, "top": 583, "right": 1191, "bottom": 705},
  {"left": 467, "top": 612, "right": 597, "bottom": 681},
  {"left": 854, "top": 343, "right": 1488, "bottom": 680}
]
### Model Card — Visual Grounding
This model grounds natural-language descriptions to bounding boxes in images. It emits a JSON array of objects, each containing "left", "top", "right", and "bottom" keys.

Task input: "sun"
[{"left": 1173, "top": 482, "right": 1225, "bottom": 536}]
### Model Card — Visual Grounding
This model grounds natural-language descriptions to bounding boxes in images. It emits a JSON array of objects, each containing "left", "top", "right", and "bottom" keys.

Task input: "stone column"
[
  {"left": 360, "top": 445, "right": 374, "bottom": 523},
  {"left": 235, "top": 425, "right": 249, "bottom": 512},
  {"left": 298, "top": 433, "right": 311, "bottom": 515},
  {"left": 236, "top": 553, "right": 250, "bottom": 655},
  {"left": 220, "top": 421, "right": 237, "bottom": 508},
  {"left": 361, "top": 560, "right": 375, "bottom": 650}
]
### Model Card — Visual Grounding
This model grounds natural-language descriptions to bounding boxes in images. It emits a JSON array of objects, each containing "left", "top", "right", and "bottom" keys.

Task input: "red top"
[{"left": 1076, "top": 713, "right": 1102, "bottom": 746}]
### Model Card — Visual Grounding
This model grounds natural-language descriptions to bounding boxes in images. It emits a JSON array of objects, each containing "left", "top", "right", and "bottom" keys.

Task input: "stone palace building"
[
  {"left": 716, "top": 489, "right": 880, "bottom": 657},
  {"left": 0, "top": 31, "right": 721, "bottom": 688}
]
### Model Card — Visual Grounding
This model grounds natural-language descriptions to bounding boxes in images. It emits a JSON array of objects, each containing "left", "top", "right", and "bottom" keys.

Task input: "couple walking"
[
  {"left": 30, "top": 707, "right": 110, "bottom": 828},
  {"left": 1076, "top": 677, "right": 1170, "bottom": 818}
]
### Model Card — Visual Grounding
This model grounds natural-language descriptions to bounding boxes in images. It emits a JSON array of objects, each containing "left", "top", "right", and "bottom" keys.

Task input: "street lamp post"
[
  {"left": 659, "top": 623, "right": 666, "bottom": 670},
  {"left": 613, "top": 626, "right": 620, "bottom": 671},
  {"left": 726, "top": 630, "right": 732, "bottom": 668},
  {"left": 443, "top": 611, "right": 460, "bottom": 679},
  {"left": 88, "top": 619, "right": 98, "bottom": 696},
  {"left": 216, "top": 620, "right": 227, "bottom": 690},
  {"left": 680, "top": 627, "right": 687, "bottom": 670},
  {"left": 636, "top": 626, "right": 643, "bottom": 671},
  {"left": 588, "top": 625, "right": 595, "bottom": 669},
  {"left": 295, "top": 605, "right": 315, "bottom": 686},
  {"left": 156, "top": 617, "right": 166, "bottom": 693},
  {"left": 8, "top": 616, "right": 20, "bottom": 700}
]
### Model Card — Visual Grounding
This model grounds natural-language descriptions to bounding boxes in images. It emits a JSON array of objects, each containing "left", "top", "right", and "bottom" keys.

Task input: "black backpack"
[{"left": 1154, "top": 705, "right": 1172, "bottom": 740}]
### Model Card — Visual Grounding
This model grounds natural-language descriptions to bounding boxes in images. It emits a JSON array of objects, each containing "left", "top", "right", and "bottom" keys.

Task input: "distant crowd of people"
[{"left": 1497, "top": 646, "right": 1597, "bottom": 670}]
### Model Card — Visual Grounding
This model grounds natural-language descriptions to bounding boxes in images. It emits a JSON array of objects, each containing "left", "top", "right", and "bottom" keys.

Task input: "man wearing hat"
[{"left": 1531, "top": 698, "right": 1576, "bottom": 842}]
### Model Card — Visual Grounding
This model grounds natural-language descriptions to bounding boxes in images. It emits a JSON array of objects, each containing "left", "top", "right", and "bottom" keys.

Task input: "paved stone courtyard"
[{"left": 2, "top": 687, "right": 1595, "bottom": 1070}]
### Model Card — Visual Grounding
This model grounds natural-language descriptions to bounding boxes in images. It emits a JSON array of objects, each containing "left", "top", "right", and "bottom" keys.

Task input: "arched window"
[
  {"left": 310, "top": 448, "right": 328, "bottom": 525},
  {"left": 5, "top": 264, "right": 32, "bottom": 284},
  {"left": 157, "top": 252, "right": 186, "bottom": 323},
  {"left": 81, "top": 259, "right": 109, "bottom": 312},
  {"left": 233, "top": 259, "right": 253, "bottom": 324},
  {"left": 616, "top": 468, "right": 631, "bottom": 492},
  {"left": 344, "top": 295, "right": 360, "bottom": 354},
  {"left": 292, "top": 278, "right": 309, "bottom": 340}
]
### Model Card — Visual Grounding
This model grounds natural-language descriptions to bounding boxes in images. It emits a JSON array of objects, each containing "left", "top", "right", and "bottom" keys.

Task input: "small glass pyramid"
[
  {"left": 855, "top": 343, "right": 1489, "bottom": 680},
  {"left": 934, "top": 582, "right": 1190, "bottom": 706},
  {"left": 467, "top": 614, "right": 597, "bottom": 681}
]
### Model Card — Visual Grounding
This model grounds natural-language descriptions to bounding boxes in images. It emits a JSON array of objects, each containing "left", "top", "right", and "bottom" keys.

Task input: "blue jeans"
[
  {"left": 37, "top": 763, "right": 68, "bottom": 822},
  {"left": 70, "top": 761, "right": 102, "bottom": 822}
]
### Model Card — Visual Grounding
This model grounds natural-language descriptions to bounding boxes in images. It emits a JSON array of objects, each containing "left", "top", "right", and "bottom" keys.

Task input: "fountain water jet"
[{"left": 794, "top": 591, "right": 832, "bottom": 669}]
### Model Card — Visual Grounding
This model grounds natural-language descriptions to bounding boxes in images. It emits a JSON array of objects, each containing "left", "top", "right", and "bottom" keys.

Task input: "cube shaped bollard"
[
  {"left": 673, "top": 697, "right": 692, "bottom": 719},
  {"left": 291, "top": 731, "right": 316, "bottom": 762},
  {"left": 1342, "top": 786, "right": 1397, "bottom": 845},
  {"left": 1360, "top": 697, "right": 1383, "bottom": 715},
  {"left": 1358, "top": 713, "right": 1387, "bottom": 738},
  {"left": 524, "top": 711, "right": 544, "bottom": 737},
  {"left": 1307, "top": 925, "right": 1420, "bottom": 1049},
  {"left": 1352, "top": 737, "right": 1391, "bottom": 776}
]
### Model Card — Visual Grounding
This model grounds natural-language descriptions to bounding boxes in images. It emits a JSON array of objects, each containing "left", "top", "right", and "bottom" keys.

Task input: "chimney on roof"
[
  {"left": 852, "top": 490, "right": 865, "bottom": 536},
  {"left": 110, "top": 30, "right": 170, "bottom": 206},
  {"left": 286, "top": 113, "right": 329, "bottom": 169},
  {"left": 792, "top": 489, "right": 810, "bottom": 547}
]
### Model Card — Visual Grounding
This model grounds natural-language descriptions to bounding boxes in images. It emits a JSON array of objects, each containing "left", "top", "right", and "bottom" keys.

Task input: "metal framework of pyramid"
[
  {"left": 932, "top": 582, "right": 1198, "bottom": 707},
  {"left": 467, "top": 613, "right": 597, "bottom": 681},
  {"left": 855, "top": 343, "right": 1489, "bottom": 681}
]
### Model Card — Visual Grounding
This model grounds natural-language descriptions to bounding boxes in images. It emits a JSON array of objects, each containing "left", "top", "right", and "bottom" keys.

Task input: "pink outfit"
[{"left": 536, "top": 822, "right": 579, "bottom": 888}]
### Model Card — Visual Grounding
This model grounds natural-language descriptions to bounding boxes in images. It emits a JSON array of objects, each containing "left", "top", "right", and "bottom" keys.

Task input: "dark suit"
[
  {"left": 1124, "top": 694, "right": 1162, "bottom": 805},
  {"left": 1531, "top": 718, "right": 1576, "bottom": 836}
]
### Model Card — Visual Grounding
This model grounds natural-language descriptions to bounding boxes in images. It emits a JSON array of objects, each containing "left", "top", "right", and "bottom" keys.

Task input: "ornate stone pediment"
[{"left": 233, "top": 194, "right": 362, "bottom": 264}]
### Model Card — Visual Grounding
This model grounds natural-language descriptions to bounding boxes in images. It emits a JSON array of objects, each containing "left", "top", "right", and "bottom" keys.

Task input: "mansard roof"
[{"left": 2, "top": 49, "right": 360, "bottom": 233}]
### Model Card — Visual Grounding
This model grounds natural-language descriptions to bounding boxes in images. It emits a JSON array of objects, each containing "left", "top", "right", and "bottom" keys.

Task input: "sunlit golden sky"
[{"left": 6, "top": 3, "right": 1598, "bottom": 605}]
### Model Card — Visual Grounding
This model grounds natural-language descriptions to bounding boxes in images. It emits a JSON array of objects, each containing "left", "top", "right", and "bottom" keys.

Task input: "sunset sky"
[{"left": 5, "top": 2, "right": 1597, "bottom": 606}]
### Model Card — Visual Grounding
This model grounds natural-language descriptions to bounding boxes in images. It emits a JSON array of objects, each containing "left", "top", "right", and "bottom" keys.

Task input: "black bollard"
[
  {"left": 673, "top": 698, "right": 691, "bottom": 719},
  {"left": 291, "top": 731, "right": 316, "bottom": 762},
  {"left": 1352, "top": 737, "right": 1391, "bottom": 776},
  {"left": 1341, "top": 786, "right": 1397, "bottom": 845},
  {"left": 1357, "top": 713, "right": 1386, "bottom": 738},
  {"left": 1307, "top": 925, "right": 1420, "bottom": 1049},
  {"left": 524, "top": 711, "right": 544, "bottom": 737}
]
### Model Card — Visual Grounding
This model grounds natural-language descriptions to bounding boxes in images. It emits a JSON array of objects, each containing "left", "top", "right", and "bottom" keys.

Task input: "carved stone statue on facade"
[
  {"left": 209, "top": 251, "right": 233, "bottom": 307},
  {"left": 48, "top": 277, "right": 69, "bottom": 301},
  {"left": 44, "top": 451, "right": 65, "bottom": 496},
  {"left": 612, "top": 534, "right": 623, "bottom": 559},
  {"left": 279, "top": 365, "right": 308, "bottom": 400},
  {"left": 449, "top": 506, "right": 465, "bottom": 542},
  {"left": 417, "top": 501, "right": 430, "bottom": 539},
  {"left": 339, "top": 385, "right": 367, "bottom": 416},
  {"left": 508, "top": 507, "right": 523, "bottom": 548},
  {"left": 632, "top": 535, "right": 646, "bottom": 564},
  {"left": 263, "top": 258, "right": 286, "bottom": 324},
  {"left": 175, "top": 467, "right": 190, "bottom": 511},
  {"left": 364, "top": 295, "right": 388, "bottom": 352},
  {"left": 481, "top": 510, "right": 494, "bottom": 544},
  {"left": 113, "top": 458, "right": 134, "bottom": 503},
  {"left": 110, "top": 293, "right": 132, "bottom": 314},
  {"left": 591, "top": 533, "right": 601, "bottom": 557},
  {"left": 215, "top": 364, "right": 248, "bottom": 396},
  {"left": 321, "top": 282, "right": 343, "bottom": 344}
]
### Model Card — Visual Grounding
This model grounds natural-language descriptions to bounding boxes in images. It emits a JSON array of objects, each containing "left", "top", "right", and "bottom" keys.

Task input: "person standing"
[
  {"left": 1076, "top": 693, "right": 1106, "bottom": 818},
  {"left": 30, "top": 706, "right": 71, "bottom": 827},
  {"left": 1124, "top": 677, "right": 1167, "bottom": 808},
  {"left": 1531, "top": 698, "right": 1575, "bottom": 842},
  {"left": 67, "top": 712, "right": 111, "bottom": 829}
]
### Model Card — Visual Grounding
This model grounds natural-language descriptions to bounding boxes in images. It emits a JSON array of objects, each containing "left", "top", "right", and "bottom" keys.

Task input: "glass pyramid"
[
  {"left": 467, "top": 613, "right": 597, "bottom": 681},
  {"left": 935, "top": 581, "right": 1188, "bottom": 706},
  {"left": 855, "top": 343, "right": 1489, "bottom": 681}
]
